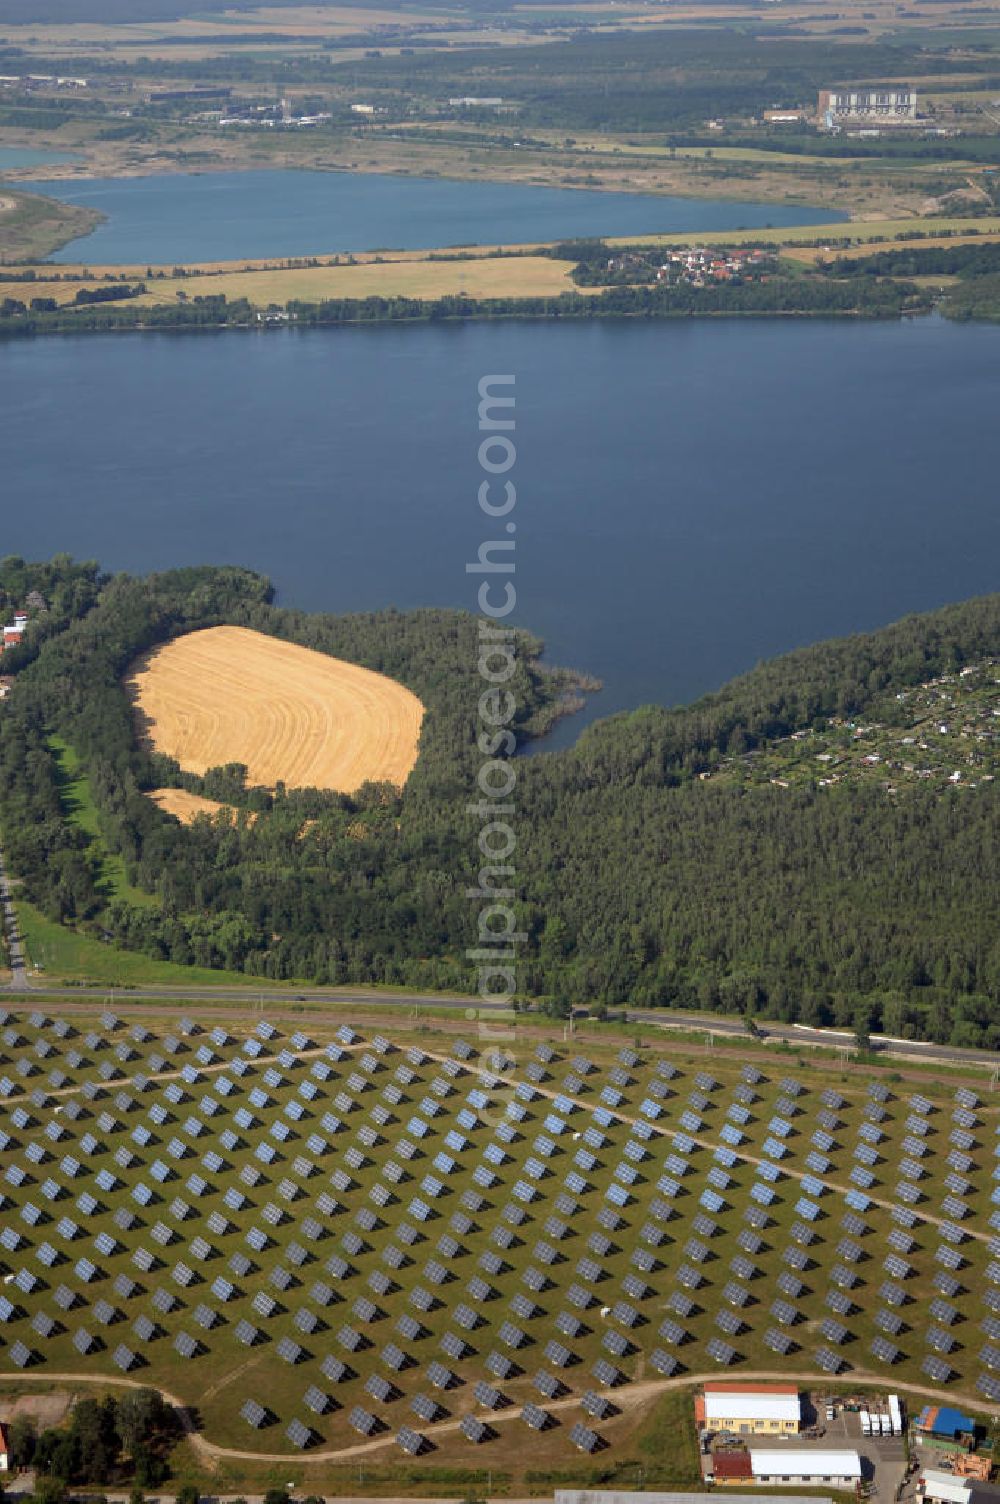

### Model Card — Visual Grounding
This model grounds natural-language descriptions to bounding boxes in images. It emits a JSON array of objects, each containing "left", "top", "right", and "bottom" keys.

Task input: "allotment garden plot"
[{"left": 1, "top": 1009, "right": 999, "bottom": 1460}]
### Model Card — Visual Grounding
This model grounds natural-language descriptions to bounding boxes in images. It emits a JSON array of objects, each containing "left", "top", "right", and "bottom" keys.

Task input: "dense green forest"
[{"left": 1, "top": 558, "right": 999, "bottom": 1047}]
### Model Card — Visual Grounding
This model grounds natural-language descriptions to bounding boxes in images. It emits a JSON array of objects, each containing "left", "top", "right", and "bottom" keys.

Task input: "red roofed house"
[
  {"left": 700, "top": 1382, "right": 802, "bottom": 1435},
  {"left": 2, "top": 613, "right": 28, "bottom": 650},
  {"left": 711, "top": 1451, "right": 754, "bottom": 1482}
]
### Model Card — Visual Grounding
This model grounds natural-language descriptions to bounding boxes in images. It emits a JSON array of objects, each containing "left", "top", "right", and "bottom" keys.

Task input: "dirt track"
[{"left": 0, "top": 1367, "right": 987, "bottom": 1467}]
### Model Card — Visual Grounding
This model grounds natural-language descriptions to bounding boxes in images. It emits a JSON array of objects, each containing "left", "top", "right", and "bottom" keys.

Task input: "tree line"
[
  {"left": 0, "top": 271, "right": 924, "bottom": 341},
  {"left": 5, "top": 1387, "right": 177, "bottom": 1496}
]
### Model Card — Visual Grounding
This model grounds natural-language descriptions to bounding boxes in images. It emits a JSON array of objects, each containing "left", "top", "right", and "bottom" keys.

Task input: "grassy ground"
[
  {"left": 0, "top": 188, "right": 103, "bottom": 264},
  {"left": 607, "top": 214, "right": 1000, "bottom": 249},
  {"left": 13, "top": 898, "right": 304, "bottom": 988},
  {"left": 49, "top": 735, "right": 155, "bottom": 909}
]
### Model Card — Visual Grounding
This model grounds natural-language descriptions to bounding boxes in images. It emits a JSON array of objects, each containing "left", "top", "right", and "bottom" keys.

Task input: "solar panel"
[
  {"left": 349, "top": 1406, "right": 378, "bottom": 1436},
  {"left": 923, "top": 1355, "right": 952, "bottom": 1384},
  {"left": 241, "top": 1399, "right": 267, "bottom": 1429},
  {"left": 592, "top": 1358, "right": 622, "bottom": 1387}
]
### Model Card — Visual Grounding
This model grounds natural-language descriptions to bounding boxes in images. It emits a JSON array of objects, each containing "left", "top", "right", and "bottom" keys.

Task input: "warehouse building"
[
  {"left": 918, "top": 1471, "right": 1000, "bottom": 1504},
  {"left": 556, "top": 1492, "right": 835, "bottom": 1504},
  {"left": 697, "top": 1383, "right": 801, "bottom": 1435},
  {"left": 915, "top": 1407, "right": 977, "bottom": 1446},
  {"left": 749, "top": 1450, "right": 863, "bottom": 1488}
]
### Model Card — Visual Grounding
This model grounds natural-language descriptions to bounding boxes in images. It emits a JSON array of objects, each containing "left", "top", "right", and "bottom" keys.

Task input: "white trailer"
[
  {"left": 889, "top": 1395, "right": 903, "bottom": 1436},
  {"left": 861, "top": 1412, "right": 872, "bottom": 1436}
]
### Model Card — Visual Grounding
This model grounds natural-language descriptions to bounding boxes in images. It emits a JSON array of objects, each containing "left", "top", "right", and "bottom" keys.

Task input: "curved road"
[{"left": 1, "top": 1367, "right": 992, "bottom": 1469}]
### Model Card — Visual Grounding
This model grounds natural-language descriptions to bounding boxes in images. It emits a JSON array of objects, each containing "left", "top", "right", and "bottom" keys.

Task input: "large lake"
[
  {"left": 24, "top": 168, "right": 843, "bottom": 264},
  {"left": 2, "top": 315, "right": 998, "bottom": 747},
  {"left": 0, "top": 147, "right": 81, "bottom": 170}
]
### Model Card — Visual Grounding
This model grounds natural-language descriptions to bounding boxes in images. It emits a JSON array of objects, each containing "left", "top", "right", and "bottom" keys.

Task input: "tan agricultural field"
[
  {"left": 783, "top": 230, "right": 1000, "bottom": 263},
  {"left": 147, "top": 787, "right": 246, "bottom": 825},
  {"left": 136, "top": 253, "right": 575, "bottom": 305},
  {"left": 0, "top": 253, "right": 575, "bottom": 309},
  {"left": 128, "top": 626, "right": 425, "bottom": 793},
  {"left": 0, "top": 5, "right": 450, "bottom": 48}
]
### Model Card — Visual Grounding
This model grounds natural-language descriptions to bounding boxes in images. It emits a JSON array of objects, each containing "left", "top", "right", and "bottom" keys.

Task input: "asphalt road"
[
  {"left": 9, "top": 980, "right": 492, "bottom": 1010},
  {"left": 626, "top": 1008, "right": 1000, "bottom": 1071}
]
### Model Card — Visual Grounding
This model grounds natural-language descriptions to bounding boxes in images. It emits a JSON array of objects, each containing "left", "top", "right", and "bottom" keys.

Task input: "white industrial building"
[
  {"left": 919, "top": 1473, "right": 1000, "bottom": 1504},
  {"left": 750, "top": 1450, "right": 863, "bottom": 1488},
  {"left": 556, "top": 1493, "right": 835, "bottom": 1504},
  {"left": 700, "top": 1383, "right": 801, "bottom": 1434}
]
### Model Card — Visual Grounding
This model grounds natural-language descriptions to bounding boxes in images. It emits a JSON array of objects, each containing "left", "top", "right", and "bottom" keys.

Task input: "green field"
[
  {"left": 0, "top": 188, "right": 103, "bottom": 264},
  {"left": 49, "top": 735, "right": 154, "bottom": 909},
  {"left": 14, "top": 899, "right": 305, "bottom": 990},
  {"left": 0, "top": 1005, "right": 995, "bottom": 1491}
]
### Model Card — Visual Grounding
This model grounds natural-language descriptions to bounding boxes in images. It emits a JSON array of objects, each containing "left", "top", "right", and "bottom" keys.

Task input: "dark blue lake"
[
  {"left": 24, "top": 168, "right": 843, "bottom": 264},
  {"left": 2, "top": 314, "right": 998, "bottom": 748}
]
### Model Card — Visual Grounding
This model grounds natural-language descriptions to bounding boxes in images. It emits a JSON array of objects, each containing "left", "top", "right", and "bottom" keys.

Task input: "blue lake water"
[
  {"left": 2, "top": 314, "right": 998, "bottom": 748},
  {"left": 23, "top": 167, "right": 844, "bottom": 264},
  {"left": 0, "top": 147, "right": 81, "bottom": 170}
]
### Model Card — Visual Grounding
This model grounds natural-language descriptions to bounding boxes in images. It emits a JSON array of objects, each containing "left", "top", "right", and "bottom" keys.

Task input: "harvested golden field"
[
  {"left": 147, "top": 788, "right": 247, "bottom": 825},
  {"left": 134, "top": 253, "right": 574, "bottom": 306},
  {"left": 0, "top": 254, "right": 574, "bottom": 310},
  {"left": 784, "top": 229, "right": 1000, "bottom": 263},
  {"left": 128, "top": 626, "right": 424, "bottom": 793}
]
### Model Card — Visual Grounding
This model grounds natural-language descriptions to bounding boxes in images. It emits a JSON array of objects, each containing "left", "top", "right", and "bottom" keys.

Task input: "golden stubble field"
[
  {"left": 0, "top": 253, "right": 575, "bottom": 308},
  {"left": 128, "top": 626, "right": 425, "bottom": 794}
]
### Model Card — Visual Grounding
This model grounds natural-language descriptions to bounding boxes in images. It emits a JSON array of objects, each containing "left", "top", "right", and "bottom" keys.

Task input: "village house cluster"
[
  {"left": 0, "top": 589, "right": 46, "bottom": 679},
  {"left": 656, "top": 247, "right": 774, "bottom": 286},
  {"left": 600, "top": 245, "right": 775, "bottom": 288}
]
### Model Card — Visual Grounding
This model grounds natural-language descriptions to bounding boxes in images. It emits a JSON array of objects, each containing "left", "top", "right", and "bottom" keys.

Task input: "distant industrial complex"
[{"left": 819, "top": 87, "right": 918, "bottom": 127}]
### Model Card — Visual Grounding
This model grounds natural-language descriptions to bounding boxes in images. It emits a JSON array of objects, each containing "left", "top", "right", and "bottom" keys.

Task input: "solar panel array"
[{"left": 0, "top": 1012, "right": 994, "bottom": 1461}]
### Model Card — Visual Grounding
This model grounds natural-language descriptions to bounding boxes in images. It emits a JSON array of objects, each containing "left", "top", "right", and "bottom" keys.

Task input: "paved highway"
[{"left": 627, "top": 1008, "right": 1000, "bottom": 1072}]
